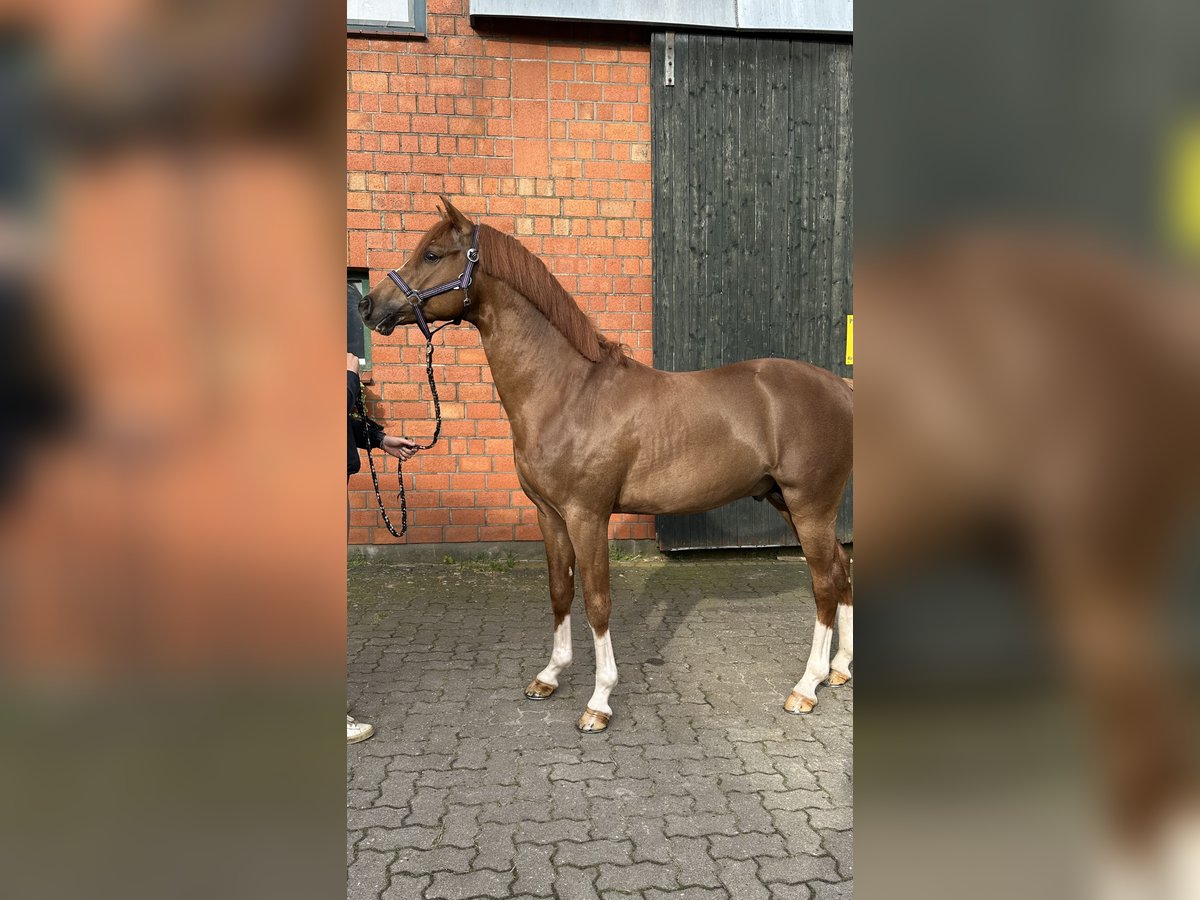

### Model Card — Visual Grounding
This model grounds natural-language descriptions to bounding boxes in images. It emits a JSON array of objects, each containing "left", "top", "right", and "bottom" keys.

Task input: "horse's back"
[
  {"left": 702, "top": 356, "right": 853, "bottom": 442},
  {"left": 644, "top": 355, "right": 852, "bottom": 475}
]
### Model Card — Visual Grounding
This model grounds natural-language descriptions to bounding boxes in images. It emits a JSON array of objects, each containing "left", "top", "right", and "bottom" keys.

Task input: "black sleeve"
[{"left": 348, "top": 370, "right": 386, "bottom": 450}]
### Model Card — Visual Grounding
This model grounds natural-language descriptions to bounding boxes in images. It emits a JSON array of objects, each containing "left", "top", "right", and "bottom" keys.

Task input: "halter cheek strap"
[{"left": 386, "top": 225, "right": 480, "bottom": 340}]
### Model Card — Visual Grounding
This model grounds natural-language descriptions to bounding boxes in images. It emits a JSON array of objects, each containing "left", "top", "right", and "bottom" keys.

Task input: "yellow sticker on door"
[
  {"left": 1167, "top": 119, "right": 1200, "bottom": 255},
  {"left": 845, "top": 315, "right": 854, "bottom": 366}
]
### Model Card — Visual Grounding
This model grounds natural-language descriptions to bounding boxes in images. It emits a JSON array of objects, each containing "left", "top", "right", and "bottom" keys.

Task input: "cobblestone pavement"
[{"left": 348, "top": 556, "right": 853, "bottom": 900}]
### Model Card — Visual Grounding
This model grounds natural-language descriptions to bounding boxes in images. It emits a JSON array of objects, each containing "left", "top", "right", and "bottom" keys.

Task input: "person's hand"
[
  {"left": 347, "top": 352, "right": 360, "bottom": 374},
  {"left": 380, "top": 435, "right": 419, "bottom": 462}
]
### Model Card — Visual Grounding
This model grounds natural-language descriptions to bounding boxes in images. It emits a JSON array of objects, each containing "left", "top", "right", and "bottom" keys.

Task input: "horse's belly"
[{"left": 614, "top": 464, "right": 770, "bottom": 516}]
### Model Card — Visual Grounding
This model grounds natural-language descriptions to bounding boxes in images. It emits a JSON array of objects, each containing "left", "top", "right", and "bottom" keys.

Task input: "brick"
[
  {"left": 511, "top": 99, "right": 548, "bottom": 138},
  {"left": 603, "top": 122, "right": 639, "bottom": 142},
  {"left": 512, "top": 60, "right": 548, "bottom": 98},
  {"left": 509, "top": 39, "right": 548, "bottom": 59},
  {"left": 350, "top": 72, "right": 388, "bottom": 93},
  {"left": 411, "top": 114, "right": 449, "bottom": 134},
  {"left": 513, "top": 139, "right": 549, "bottom": 177},
  {"left": 567, "top": 82, "right": 602, "bottom": 101},
  {"left": 583, "top": 46, "right": 620, "bottom": 62}
]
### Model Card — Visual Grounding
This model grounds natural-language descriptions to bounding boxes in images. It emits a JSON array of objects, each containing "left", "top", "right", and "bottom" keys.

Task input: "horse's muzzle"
[{"left": 359, "top": 291, "right": 405, "bottom": 335}]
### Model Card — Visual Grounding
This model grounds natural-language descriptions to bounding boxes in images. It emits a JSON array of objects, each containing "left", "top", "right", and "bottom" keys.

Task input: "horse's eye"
[{"left": 423, "top": 251, "right": 440, "bottom": 262}]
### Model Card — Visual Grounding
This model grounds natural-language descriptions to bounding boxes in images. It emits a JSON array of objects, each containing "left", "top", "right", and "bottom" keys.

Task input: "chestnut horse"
[{"left": 359, "top": 197, "right": 853, "bottom": 733}]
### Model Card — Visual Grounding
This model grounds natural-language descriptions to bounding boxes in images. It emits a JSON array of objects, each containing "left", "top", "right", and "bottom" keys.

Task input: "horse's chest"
[{"left": 514, "top": 439, "right": 589, "bottom": 499}]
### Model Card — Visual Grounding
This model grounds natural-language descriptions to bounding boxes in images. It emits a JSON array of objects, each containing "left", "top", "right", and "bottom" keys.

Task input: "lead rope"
[{"left": 356, "top": 332, "right": 445, "bottom": 538}]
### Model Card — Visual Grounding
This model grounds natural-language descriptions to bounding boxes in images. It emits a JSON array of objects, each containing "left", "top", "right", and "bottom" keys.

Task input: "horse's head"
[{"left": 358, "top": 196, "right": 479, "bottom": 336}]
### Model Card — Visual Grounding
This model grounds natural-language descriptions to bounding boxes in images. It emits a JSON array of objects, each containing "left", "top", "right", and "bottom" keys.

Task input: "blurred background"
[
  {"left": 856, "top": 0, "right": 1200, "bottom": 897},
  {"left": 0, "top": 2, "right": 345, "bottom": 898},
  {"left": 1, "top": 0, "right": 1198, "bottom": 898}
]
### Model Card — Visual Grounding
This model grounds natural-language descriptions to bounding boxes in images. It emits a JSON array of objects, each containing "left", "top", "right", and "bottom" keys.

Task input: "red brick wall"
[{"left": 347, "top": 1, "right": 656, "bottom": 546}]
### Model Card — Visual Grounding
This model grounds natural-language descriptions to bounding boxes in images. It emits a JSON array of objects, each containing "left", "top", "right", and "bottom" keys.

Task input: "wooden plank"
[{"left": 653, "top": 32, "right": 853, "bottom": 550}]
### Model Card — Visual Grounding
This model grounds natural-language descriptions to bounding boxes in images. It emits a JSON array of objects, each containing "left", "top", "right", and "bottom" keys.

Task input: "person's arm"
[{"left": 348, "top": 354, "right": 417, "bottom": 459}]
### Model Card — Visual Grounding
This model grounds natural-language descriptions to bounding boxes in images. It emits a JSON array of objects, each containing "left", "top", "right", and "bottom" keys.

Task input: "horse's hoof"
[
  {"left": 576, "top": 708, "right": 611, "bottom": 733},
  {"left": 524, "top": 678, "right": 557, "bottom": 700},
  {"left": 784, "top": 691, "right": 816, "bottom": 715},
  {"left": 828, "top": 670, "right": 851, "bottom": 686}
]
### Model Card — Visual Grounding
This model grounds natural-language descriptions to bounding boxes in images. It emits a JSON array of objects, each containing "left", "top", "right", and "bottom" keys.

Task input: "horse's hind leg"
[
  {"left": 828, "top": 542, "right": 854, "bottom": 685},
  {"left": 768, "top": 490, "right": 848, "bottom": 714},
  {"left": 524, "top": 507, "right": 576, "bottom": 701}
]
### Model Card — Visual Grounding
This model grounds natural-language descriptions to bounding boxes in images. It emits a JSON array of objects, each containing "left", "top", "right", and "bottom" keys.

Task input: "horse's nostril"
[{"left": 359, "top": 293, "right": 372, "bottom": 317}]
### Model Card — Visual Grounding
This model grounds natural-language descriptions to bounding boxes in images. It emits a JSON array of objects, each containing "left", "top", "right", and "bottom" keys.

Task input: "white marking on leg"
[
  {"left": 535, "top": 616, "right": 572, "bottom": 687},
  {"left": 586, "top": 628, "right": 618, "bottom": 716},
  {"left": 1094, "top": 812, "right": 1200, "bottom": 900},
  {"left": 830, "top": 604, "right": 854, "bottom": 676},
  {"left": 793, "top": 621, "right": 833, "bottom": 701}
]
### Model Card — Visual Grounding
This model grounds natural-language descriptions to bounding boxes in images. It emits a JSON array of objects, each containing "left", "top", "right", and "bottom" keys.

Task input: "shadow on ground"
[{"left": 347, "top": 556, "right": 852, "bottom": 900}]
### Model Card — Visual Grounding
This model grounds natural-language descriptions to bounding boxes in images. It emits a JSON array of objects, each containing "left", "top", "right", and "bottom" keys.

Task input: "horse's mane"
[{"left": 475, "top": 224, "right": 629, "bottom": 365}]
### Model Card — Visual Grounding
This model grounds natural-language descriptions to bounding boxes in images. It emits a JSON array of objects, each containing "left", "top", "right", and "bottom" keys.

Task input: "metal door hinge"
[{"left": 664, "top": 32, "right": 674, "bottom": 87}]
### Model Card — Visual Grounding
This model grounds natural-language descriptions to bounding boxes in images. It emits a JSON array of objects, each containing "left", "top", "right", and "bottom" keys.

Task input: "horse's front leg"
[
  {"left": 524, "top": 508, "right": 576, "bottom": 700},
  {"left": 564, "top": 512, "right": 617, "bottom": 733}
]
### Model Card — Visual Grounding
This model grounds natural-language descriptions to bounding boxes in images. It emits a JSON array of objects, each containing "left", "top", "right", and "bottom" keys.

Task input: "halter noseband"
[{"left": 386, "top": 225, "right": 480, "bottom": 340}]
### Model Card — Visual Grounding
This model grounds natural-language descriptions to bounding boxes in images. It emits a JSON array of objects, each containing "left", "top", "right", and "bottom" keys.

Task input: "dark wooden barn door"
[{"left": 651, "top": 31, "right": 853, "bottom": 550}]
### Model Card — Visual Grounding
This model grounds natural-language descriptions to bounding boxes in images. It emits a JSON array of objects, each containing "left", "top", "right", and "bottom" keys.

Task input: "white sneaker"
[{"left": 346, "top": 714, "right": 374, "bottom": 744}]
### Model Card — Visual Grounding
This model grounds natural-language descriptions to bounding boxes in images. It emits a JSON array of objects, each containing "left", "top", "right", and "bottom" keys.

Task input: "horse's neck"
[{"left": 472, "top": 278, "right": 592, "bottom": 435}]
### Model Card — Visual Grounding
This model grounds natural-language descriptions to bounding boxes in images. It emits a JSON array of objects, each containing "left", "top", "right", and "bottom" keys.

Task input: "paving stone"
[
  {"left": 405, "top": 786, "right": 449, "bottom": 826},
  {"left": 709, "top": 831, "right": 789, "bottom": 860},
  {"left": 771, "top": 810, "right": 825, "bottom": 856},
  {"left": 425, "top": 868, "right": 515, "bottom": 899},
  {"left": 550, "top": 761, "right": 617, "bottom": 782},
  {"left": 512, "top": 843, "right": 556, "bottom": 896},
  {"left": 819, "top": 828, "right": 854, "bottom": 880},
  {"left": 348, "top": 849, "right": 394, "bottom": 900},
  {"left": 381, "top": 873, "right": 431, "bottom": 900},
  {"left": 666, "top": 835, "right": 723, "bottom": 888},
  {"left": 345, "top": 803, "right": 407, "bottom": 832},
  {"left": 664, "top": 813, "right": 739, "bottom": 838},
  {"left": 473, "top": 822, "right": 518, "bottom": 871},
  {"left": 553, "top": 866, "right": 602, "bottom": 900},
  {"left": 646, "top": 889, "right": 729, "bottom": 900},
  {"left": 554, "top": 839, "right": 634, "bottom": 868},
  {"left": 391, "top": 846, "right": 475, "bottom": 875},
  {"left": 810, "top": 880, "right": 853, "bottom": 900},
  {"left": 479, "top": 799, "right": 554, "bottom": 825},
  {"left": 358, "top": 825, "right": 439, "bottom": 853},
  {"left": 515, "top": 818, "right": 591, "bottom": 845},
  {"left": 718, "top": 859, "right": 771, "bottom": 900},
  {"left": 347, "top": 789, "right": 378, "bottom": 810},
  {"left": 438, "top": 805, "right": 481, "bottom": 848},
  {"left": 627, "top": 817, "right": 672, "bottom": 864},
  {"left": 727, "top": 792, "right": 778, "bottom": 834},
  {"left": 349, "top": 756, "right": 389, "bottom": 792},
  {"left": 758, "top": 854, "right": 841, "bottom": 885},
  {"left": 769, "top": 884, "right": 813, "bottom": 900},
  {"left": 348, "top": 559, "right": 852, "bottom": 900},
  {"left": 596, "top": 861, "right": 679, "bottom": 893},
  {"left": 808, "top": 806, "right": 853, "bottom": 831}
]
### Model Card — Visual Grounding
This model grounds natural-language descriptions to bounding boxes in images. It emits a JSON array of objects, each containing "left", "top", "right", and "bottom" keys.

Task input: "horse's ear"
[{"left": 438, "top": 194, "right": 473, "bottom": 235}]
